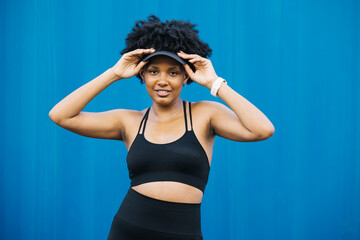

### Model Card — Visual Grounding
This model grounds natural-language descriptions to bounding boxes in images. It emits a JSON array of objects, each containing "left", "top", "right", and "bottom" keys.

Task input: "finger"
[
  {"left": 179, "top": 50, "right": 197, "bottom": 56},
  {"left": 129, "top": 48, "right": 155, "bottom": 56},
  {"left": 177, "top": 51, "right": 200, "bottom": 59},
  {"left": 139, "top": 48, "right": 156, "bottom": 53},
  {"left": 134, "top": 60, "right": 149, "bottom": 73},
  {"left": 134, "top": 48, "right": 155, "bottom": 53},
  {"left": 189, "top": 57, "right": 206, "bottom": 63},
  {"left": 179, "top": 51, "right": 206, "bottom": 61},
  {"left": 188, "top": 57, "right": 201, "bottom": 62},
  {"left": 184, "top": 64, "right": 195, "bottom": 79}
]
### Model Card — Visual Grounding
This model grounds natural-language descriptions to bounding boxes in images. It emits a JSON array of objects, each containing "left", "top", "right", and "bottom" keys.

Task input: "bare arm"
[
  {"left": 203, "top": 88, "right": 275, "bottom": 142},
  {"left": 49, "top": 48, "right": 155, "bottom": 140},
  {"left": 178, "top": 51, "right": 275, "bottom": 142},
  {"left": 217, "top": 85, "right": 275, "bottom": 140},
  {"left": 49, "top": 68, "right": 119, "bottom": 122},
  {"left": 48, "top": 68, "right": 125, "bottom": 139}
]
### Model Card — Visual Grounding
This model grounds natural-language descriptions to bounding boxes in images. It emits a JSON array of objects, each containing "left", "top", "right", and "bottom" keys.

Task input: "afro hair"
[{"left": 120, "top": 15, "right": 212, "bottom": 84}]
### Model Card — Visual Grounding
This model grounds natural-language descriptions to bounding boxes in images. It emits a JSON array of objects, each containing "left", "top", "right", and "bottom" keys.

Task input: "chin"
[
  {"left": 154, "top": 98, "right": 173, "bottom": 105},
  {"left": 152, "top": 96, "right": 180, "bottom": 106}
]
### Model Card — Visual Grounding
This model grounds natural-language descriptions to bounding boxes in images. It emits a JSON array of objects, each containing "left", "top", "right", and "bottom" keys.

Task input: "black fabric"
[
  {"left": 126, "top": 101, "right": 210, "bottom": 193},
  {"left": 107, "top": 187, "right": 203, "bottom": 240}
]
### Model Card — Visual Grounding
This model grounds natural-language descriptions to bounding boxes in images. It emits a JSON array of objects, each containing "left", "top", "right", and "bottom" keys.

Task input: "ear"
[
  {"left": 139, "top": 68, "right": 145, "bottom": 81},
  {"left": 183, "top": 73, "right": 189, "bottom": 85}
]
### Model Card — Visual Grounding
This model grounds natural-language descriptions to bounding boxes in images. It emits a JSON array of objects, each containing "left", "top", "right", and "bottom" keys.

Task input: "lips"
[{"left": 155, "top": 89, "right": 171, "bottom": 97}]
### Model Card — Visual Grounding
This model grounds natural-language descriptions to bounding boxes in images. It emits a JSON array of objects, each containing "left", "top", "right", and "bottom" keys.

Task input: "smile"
[{"left": 155, "top": 90, "right": 172, "bottom": 97}]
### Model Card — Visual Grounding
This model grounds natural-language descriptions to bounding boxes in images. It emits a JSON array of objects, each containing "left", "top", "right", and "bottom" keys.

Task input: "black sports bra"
[{"left": 126, "top": 101, "right": 210, "bottom": 193}]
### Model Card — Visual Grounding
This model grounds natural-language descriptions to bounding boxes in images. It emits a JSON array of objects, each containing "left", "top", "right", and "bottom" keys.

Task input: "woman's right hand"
[{"left": 111, "top": 48, "right": 155, "bottom": 80}]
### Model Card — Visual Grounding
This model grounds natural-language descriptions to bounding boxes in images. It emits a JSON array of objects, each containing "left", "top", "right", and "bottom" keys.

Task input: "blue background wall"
[{"left": 1, "top": 0, "right": 359, "bottom": 239}]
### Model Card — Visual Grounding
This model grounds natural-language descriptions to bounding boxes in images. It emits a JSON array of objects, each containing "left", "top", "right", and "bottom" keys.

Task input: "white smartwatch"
[{"left": 210, "top": 77, "right": 227, "bottom": 97}]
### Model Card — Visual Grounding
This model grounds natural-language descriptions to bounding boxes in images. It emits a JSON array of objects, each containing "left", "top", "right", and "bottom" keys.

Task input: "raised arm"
[
  {"left": 48, "top": 48, "right": 155, "bottom": 140},
  {"left": 177, "top": 51, "right": 275, "bottom": 142}
]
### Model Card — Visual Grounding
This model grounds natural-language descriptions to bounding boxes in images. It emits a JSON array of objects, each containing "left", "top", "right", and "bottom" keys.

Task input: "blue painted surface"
[{"left": 1, "top": 0, "right": 359, "bottom": 239}]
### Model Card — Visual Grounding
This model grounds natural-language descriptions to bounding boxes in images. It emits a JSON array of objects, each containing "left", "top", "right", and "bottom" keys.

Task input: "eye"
[
  {"left": 169, "top": 71, "right": 179, "bottom": 76},
  {"left": 149, "top": 69, "right": 158, "bottom": 74}
]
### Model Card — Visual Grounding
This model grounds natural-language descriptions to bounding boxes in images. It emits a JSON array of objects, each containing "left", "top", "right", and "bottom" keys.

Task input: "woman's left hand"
[{"left": 177, "top": 51, "right": 218, "bottom": 89}]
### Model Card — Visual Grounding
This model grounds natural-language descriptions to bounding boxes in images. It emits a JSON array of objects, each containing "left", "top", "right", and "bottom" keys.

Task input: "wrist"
[
  {"left": 109, "top": 68, "right": 123, "bottom": 82},
  {"left": 210, "top": 77, "right": 227, "bottom": 97},
  {"left": 205, "top": 76, "right": 219, "bottom": 89},
  {"left": 105, "top": 68, "right": 123, "bottom": 83}
]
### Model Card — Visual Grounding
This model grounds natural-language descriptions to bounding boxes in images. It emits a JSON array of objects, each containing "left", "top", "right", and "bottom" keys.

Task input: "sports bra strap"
[
  {"left": 188, "top": 101, "right": 193, "bottom": 130},
  {"left": 138, "top": 101, "right": 192, "bottom": 134},
  {"left": 138, "top": 108, "right": 150, "bottom": 134},
  {"left": 182, "top": 100, "right": 188, "bottom": 131}
]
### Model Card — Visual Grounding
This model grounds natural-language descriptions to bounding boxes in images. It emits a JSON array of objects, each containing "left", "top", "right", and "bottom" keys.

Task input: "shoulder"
[
  {"left": 191, "top": 100, "right": 223, "bottom": 107},
  {"left": 188, "top": 100, "right": 226, "bottom": 126},
  {"left": 189, "top": 100, "right": 236, "bottom": 128},
  {"left": 190, "top": 100, "right": 225, "bottom": 114},
  {"left": 111, "top": 108, "right": 149, "bottom": 142}
]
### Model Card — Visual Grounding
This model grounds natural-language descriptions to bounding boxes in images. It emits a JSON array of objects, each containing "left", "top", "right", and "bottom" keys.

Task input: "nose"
[{"left": 157, "top": 73, "right": 169, "bottom": 86}]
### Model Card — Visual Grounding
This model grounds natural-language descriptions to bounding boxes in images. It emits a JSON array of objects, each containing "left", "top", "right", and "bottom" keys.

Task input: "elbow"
[
  {"left": 250, "top": 126, "right": 275, "bottom": 141},
  {"left": 48, "top": 111, "right": 56, "bottom": 123},
  {"left": 260, "top": 126, "right": 275, "bottom": 140},
  {"left": 48, "top": 110, "right": 61, "bottom": 124}
]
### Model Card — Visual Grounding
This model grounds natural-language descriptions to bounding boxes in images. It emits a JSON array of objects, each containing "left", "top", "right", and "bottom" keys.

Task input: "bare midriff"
[{"left": 131, "top": 181, "right": 203, "bottom": 204}]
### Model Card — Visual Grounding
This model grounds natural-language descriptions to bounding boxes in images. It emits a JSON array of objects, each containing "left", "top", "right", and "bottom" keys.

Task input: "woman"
[{"left": 49, "top": 15, "right": 274, "bottom": 240}]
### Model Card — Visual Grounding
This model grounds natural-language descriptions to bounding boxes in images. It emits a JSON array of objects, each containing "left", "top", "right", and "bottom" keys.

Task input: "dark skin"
[{"left": 49, "top": 48, "right": 275, "bottom": 203}]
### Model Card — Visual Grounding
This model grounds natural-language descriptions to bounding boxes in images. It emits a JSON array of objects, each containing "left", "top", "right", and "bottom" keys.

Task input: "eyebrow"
[{"left": 147, "top": 66, "right": 181, "bottom": 70}]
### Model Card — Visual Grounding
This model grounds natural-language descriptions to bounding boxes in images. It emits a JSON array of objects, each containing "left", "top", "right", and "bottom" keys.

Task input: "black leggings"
[{"left": 107, "top": 187, "right": 203, "bottom": 240}]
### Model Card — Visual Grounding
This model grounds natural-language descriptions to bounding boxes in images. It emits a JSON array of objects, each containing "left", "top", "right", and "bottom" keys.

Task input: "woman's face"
[{"left": 141, "top": 55, "right": 188, "bottom": 106}]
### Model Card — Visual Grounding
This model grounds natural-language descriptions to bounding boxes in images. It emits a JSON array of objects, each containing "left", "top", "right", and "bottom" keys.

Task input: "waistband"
[{"left": 115, "top": 187, "right": 202, "bottom": 236}]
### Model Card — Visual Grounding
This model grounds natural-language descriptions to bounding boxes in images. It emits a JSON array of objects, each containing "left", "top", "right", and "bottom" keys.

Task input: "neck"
[{"left": 150, "top": 98, "right": 183, "bottom": 121}]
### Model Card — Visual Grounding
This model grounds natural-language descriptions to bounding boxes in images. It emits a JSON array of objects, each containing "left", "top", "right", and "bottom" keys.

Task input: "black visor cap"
[{"left": 141, "top": 51, "right": 187, "bottom": 65}]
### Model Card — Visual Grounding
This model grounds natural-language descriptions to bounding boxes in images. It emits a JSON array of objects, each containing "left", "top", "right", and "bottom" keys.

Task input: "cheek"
[
  {"left": 144, "top": 80, "right": 154, "bottom": 93},
  {"left": 172, "top": 80, "right": 184, "bottom": 90},
  {"left": 144, "top": 76, "right": 157, "bottom": 85}
]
